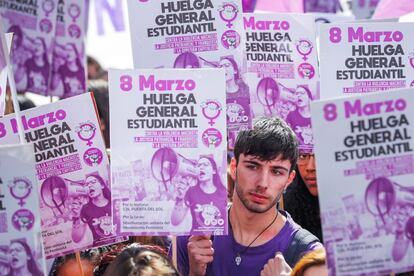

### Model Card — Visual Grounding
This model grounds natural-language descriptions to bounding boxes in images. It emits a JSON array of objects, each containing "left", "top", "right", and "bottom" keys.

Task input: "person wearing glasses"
[{"left": 283, "top": 152, "right": 322, "bottom": 242}]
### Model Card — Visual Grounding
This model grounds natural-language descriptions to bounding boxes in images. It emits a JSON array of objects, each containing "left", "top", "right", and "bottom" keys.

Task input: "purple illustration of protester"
[
  {"left": 256, "top": 77, "right": 280, "bottom": 116},
  {"left": 220, "top": 56, "right": 249, "bottom": 99},
  {"left": 7, "top": 25, "right": 50, "bottom": 95},
  {"left": 72, "top": 172, "right": 113, "bottom": 246},
  {"left": 24, "top": 37, "right": 50, "bottom": 95},
  {"left": 173, "top": 52, "right": 200, "bottom": 68},
  {"left": 286, "top": 85, "right": 313, "bottom": 148},
  {"left": 7, "top": 239, "right": 43, "bottom": 276},
  {"left": 365, "top": 177, "right": 414, "bottom": 262},
  {"left": 51, "top": 42, "right": 86, "bottom": 98},
  {"left": 181, "top": 156, "right": 227, "bottom": 235}
]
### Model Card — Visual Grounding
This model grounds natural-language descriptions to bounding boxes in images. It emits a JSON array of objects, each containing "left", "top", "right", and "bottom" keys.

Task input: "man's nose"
[{"left": 257, "top": 170, "right": 271, "bottom": 189}]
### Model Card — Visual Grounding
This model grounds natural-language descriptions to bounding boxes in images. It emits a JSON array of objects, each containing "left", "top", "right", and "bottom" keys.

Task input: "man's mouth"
[{"left": 249, "top": 192, "right": 268, "bottom": 204}]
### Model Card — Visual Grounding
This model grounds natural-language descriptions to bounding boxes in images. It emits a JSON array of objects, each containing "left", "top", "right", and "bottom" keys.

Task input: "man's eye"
[
  {"left": 272, "top": 169, "right": 283, "bottom": 175},
  {"left": 246, "top": 164, "right": 258, "bottom": 170}
]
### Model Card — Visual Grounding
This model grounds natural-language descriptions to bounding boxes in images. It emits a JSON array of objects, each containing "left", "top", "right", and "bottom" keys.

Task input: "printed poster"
[
  {"left": 244, "top": 13, "right": 319, "bottom": 152},
  {"left": 49, "top": 0, "right": 87, "bottom": 98},
  {"left": 127, "top": 0, "right": 246, "bottom": 148},
  {"left": 311, "top": 88, "right": 414, "bottom": 275},
  {"left": 0, "top": 144, "right": 46, "bottom": 276},
  {"left": 0, "top": 93, "right": 123, "bottom": 258},
  {"left": 319, "top": 22, "right": 414, "bottom": 99},
  {"left": 109, "top": 68, "right": 228, "bottom": 236},
  {"left": 0, "top": 0, "right": 57, "bottom": 95}
]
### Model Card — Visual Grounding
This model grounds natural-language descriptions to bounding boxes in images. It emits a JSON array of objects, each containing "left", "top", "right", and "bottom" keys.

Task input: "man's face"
[
  {"left": 230, "top": 154, "right": 295, "bottom": 213},
  {"left": 297, "top": 153, "right": 318, "bottom": 196}
]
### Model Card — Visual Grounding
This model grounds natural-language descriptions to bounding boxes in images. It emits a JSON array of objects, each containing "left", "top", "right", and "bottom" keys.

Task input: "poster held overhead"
[
  {"left": 109, "top": 68, "right": 228, "bottom": 236},
  {"left": 311, "top": 88, "right": 414, "bottom": 275},
  {"left": 0, "top": 144, "right": 47, "bottom": 276},
  {"left": 127, "top": 0, "right": 246, "bottom": 148},
  {"left": 0, "top": 93, "right": 125, "bottom": 258},
  {"left": 243, "top": 13, "right": 319, "bottom": 153},
  {"left": 319, "top": 22, "right": 414, "bottom": 99}
]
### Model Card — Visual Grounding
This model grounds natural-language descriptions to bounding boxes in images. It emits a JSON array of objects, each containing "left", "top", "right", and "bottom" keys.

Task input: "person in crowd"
[
  {"left": 177, "top": 117, "right": 322, "bottom": 276},
  {"left": 51, "top": 43, "right": 86, "bottom": 97},
  {"left": 52, "top": 253, "right": 95, "bottom": 276},
  {"left": 72, "top": 173, "right": 113, "bottom": 247},
  {"left": 283, "top": 152, "right": 322, "bottom": 242},
  {"left": 7, "top": 240, "right": 43, "bottom": 276},
  {"left": 172, "top": 156, "right": 227, "bottom": 234},
  {"left": 102, "top": 243, "right": 179, "bottom": 276},
  {"left": 88, "top": 80, "right": 110, "bottom": 148},
  {"left": 87, "top": 56, "right": 107, "bottom": 81},
  {"left": 291, "top": 248, "right": 327, "bottom": 276},
  {"left": 286, "top": 85, "right": 313, "bottom": 147}
]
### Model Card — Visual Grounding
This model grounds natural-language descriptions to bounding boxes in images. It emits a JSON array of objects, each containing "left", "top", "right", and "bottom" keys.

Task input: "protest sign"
[
  {"left": 0, "top": 144, "right": 46, "bottom": 275},
  {"left": 0, "top": 26, "right": 11, "bottom": 117},
  {"left": 319, "top": 22, "right": 414, "bottom": 99},
  {"left": 312, "top": 88, "right": 414, "bottom": 275},
  {"left": 127, "top": 0, "right": 246, "bottom": 147},
  {"left": 244, "top": 13, "right": 319, "bottom": 152},
  {"left": 0, "top": 93, "right": 122, "bottom": 258},
  {"left": 109, "top": 68, "right": 227, "bottom": 236},
  {"left": 0, "top": 0, "right": 57, "bottom": 96},
  {"left": 49, "top": 0, "right": 87, "bottom": 98}
]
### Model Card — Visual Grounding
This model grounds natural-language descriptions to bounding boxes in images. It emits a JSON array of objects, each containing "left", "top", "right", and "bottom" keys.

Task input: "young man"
[
  {"left": 177, "top": 117, "right": 322, "bottom": 276},
  {"left": 284, "top": 152, "right": 323, "bottom": 242}
]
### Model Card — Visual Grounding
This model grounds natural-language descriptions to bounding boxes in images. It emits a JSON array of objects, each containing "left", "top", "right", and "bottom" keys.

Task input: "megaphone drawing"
[
  {"left": 40, "top": 176, "right": 88, "bottom": 215},
  {"left": 150, "top": 147, "right": 197, "bottom": 191},
  {"left": 365, "top": 177, "right": 414, "bottom": 262}
]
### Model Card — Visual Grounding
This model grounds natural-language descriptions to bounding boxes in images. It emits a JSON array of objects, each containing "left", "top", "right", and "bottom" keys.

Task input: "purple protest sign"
[
  {"left": 312, "top": 88, "right": 414, "bottom": 275},
  {"left": 0, "top": 144, "right": 47, "bottom": 275},
  {"left": 243, "top": 13, "right": 319, "bottom": 153},
  {"left": 128, "top": 0, "right": 247, "bottom": 148},
  {"left": 0, "top": 93, "right": 125, "bottom": 258},
  {"left": 319, "top": 22, "right": 414, "bottom": 99},
  {"left": 49, "top": 0, "right": 87, "bottom": 98},
  {"left": 0, "top": 0, "right": 57, "bottom": 96},
  {"left": 109, "top": 69, "right": 228, "bottom": 236},
  {"left": 95, "top": 0, "right": 125, "bottom": 35}
]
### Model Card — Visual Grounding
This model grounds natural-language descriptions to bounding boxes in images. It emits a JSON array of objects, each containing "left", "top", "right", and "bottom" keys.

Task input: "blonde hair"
[{"left": 291, "top": 248, "right": 326, "bottom": 276}]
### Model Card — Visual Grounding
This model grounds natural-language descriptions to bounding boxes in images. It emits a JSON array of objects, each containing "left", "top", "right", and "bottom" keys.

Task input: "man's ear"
[
  {"left": 285, "top": 169, "right": 296, "bottom": 190},
  {"left": 229, "top": 157, "right": 237, "bottom": 181}
]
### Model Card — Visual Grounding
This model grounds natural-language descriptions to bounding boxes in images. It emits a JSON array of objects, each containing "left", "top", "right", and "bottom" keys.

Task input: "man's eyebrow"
[
  {"left": 270, "top": 165, "right": 289, "bottom": 172},
  {"left": 242, "top": 160, "right": 261, "bottom": 165}
]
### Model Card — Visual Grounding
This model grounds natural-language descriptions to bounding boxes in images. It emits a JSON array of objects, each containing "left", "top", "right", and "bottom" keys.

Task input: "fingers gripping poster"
[
  {"left": 109, "top": 69, "right": 228, "bottom": 236},
  {"left": 319, "top": 22, "right": 414, "bottom": 99},
  {"left": 127, "top": 0, "right": 247, "bottom": 148},
  {"left": 311, "top": 88, "right": 414, "bottom": 275},
  {"left": 0, "top": 144, "right": 46, "bottom": 276},
  {"left": 243, "top": 13, "right": 319, "bottom": 153},
  {"left": 0, "top": 94, "right": 123, "bottom": 258}
]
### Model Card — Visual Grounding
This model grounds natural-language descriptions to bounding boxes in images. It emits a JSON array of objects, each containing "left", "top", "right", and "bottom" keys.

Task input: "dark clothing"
[{"left": 283, "top": 173, "right": 323, "bottom": 242}]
